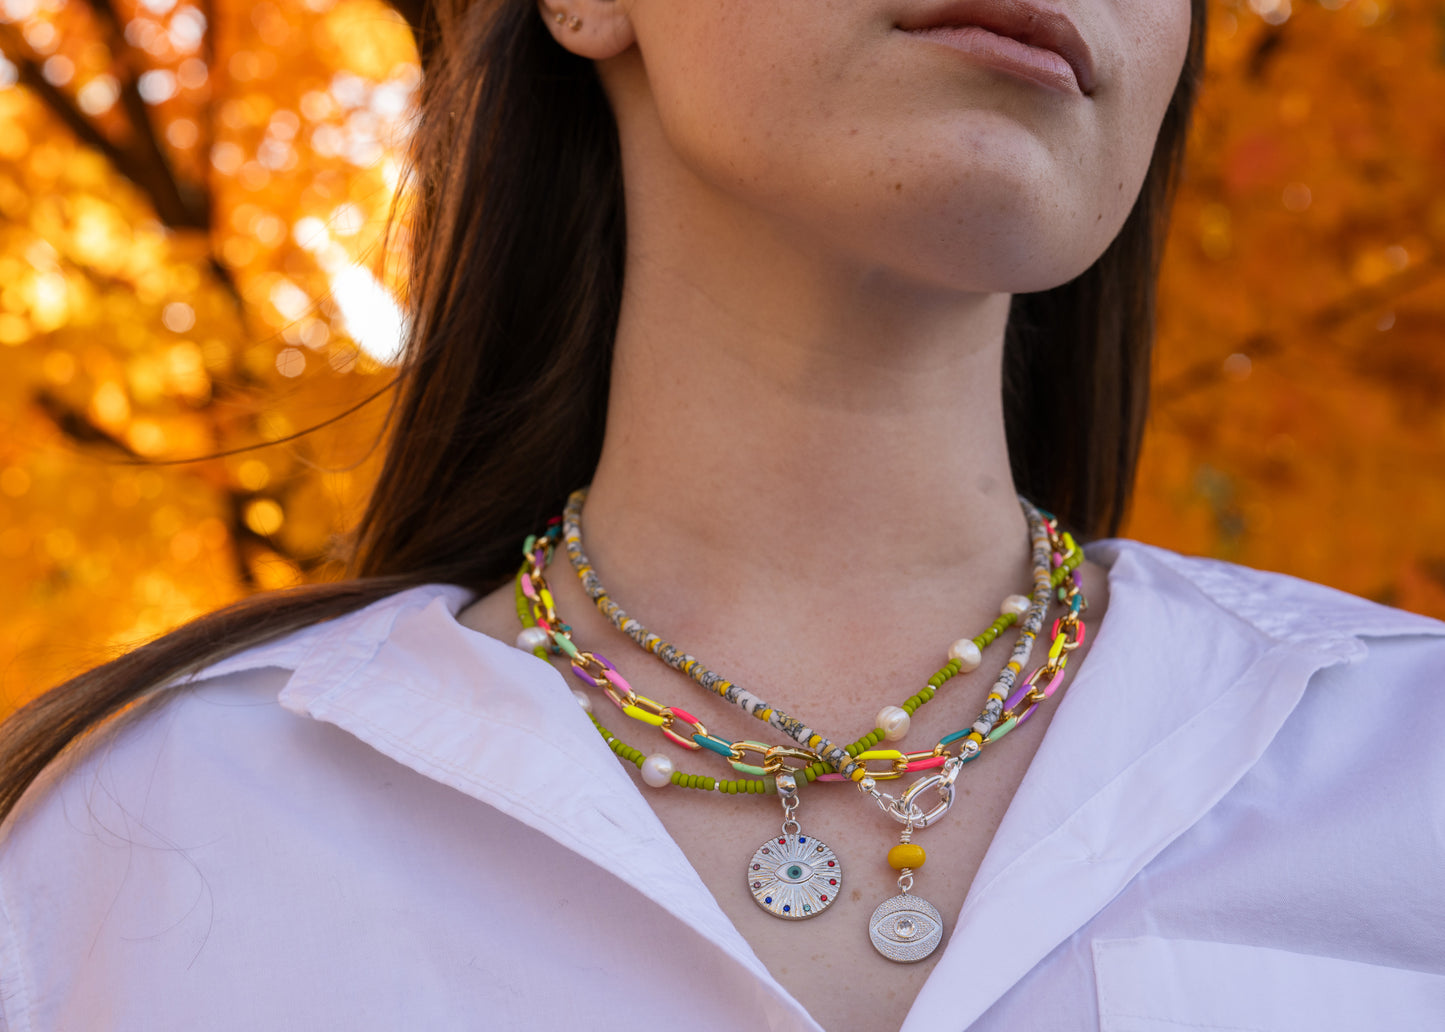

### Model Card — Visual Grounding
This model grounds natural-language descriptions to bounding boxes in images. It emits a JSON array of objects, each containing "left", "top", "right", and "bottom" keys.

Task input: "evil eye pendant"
[
  {"left": 868, "top": 893, "right": 944, "bottom": 962},
  {"left": 746, "top": 833, "right": 841, "bottom": 920}
]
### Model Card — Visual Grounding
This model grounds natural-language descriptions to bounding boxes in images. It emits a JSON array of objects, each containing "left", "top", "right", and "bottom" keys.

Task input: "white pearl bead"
[
  {"left": 571, "top": 689, "right": 593, "bottom": 713},
  {"left": 640, "top": 753, "right": 675, "bottom": 788},
  {"left": 876, "top": 705, "right": 911, "bottom": 742},
  {"left": 1000, "top": 594, "right": 1031, "bottom": 617},
  {"left": 948, "top": 638, "right": 983, "bottom": 671},
  {"left": 515, "top": 625, "right": 550, "bottom": 653}
]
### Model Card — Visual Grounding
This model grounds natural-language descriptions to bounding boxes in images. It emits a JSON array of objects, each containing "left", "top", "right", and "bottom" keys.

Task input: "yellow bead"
[{"left": 888, "top": 844, "right": 926, "bottom": 870}]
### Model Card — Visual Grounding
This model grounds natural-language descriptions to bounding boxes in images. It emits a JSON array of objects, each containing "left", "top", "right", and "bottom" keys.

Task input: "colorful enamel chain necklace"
[{"left": 513, "top": 488, "right": 1087, "bottom": 962}]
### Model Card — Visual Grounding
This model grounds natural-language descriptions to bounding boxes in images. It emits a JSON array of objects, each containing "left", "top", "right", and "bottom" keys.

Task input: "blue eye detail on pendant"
[
  {"left": 868, "top": 894, "right": 944, "bottom": 963},
  {"left": 777, "top": 862, "right": 812, "bottom": 884}
]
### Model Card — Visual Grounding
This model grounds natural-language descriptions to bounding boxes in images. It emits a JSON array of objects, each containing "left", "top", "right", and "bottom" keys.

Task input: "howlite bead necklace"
[
  {"left": 515, "top": 525, "right": 1082, "bottom": 788},
  {"left": 560, "top": 489, "right": 1056, "bottom": 775}
]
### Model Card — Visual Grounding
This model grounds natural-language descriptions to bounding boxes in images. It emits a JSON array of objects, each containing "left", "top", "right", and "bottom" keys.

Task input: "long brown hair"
[{"left": 0, "top": 0, "right": 1208, "bottom": 825}]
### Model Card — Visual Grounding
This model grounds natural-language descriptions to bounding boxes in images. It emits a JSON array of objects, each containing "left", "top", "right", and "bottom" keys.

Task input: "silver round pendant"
[
  {"left": 868, "top": 893, "right": 944, "bottom": 962},
  {"left": 746, "top": 832, "right": 841, "bottom": 919}
]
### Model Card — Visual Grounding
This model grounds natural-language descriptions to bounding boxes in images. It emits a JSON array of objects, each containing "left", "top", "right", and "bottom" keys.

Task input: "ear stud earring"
[{"left": 552, "top": 9, "right": 582, "bottom": 30}]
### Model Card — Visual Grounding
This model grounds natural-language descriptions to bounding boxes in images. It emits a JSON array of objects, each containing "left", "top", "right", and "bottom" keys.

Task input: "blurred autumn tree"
[
  {"left": 0, "top": 0, "right": 1443, "bottom": 714},
  {"left": 0, "top": 0, "right": 421, "bottom": 707},
  {"left": 1129, "top": 0, "right": 1445, "bottom": 617}
]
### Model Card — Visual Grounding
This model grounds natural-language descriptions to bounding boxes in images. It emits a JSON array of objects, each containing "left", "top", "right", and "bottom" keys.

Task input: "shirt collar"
[
  {"left": 907, "top": 538, "right": 1445, "bottom": 1029},
  {"left": 192, "top": 542, "right": 1445, "bottom": 1030},
  {"left": 261, "top": 583, "right": 801, "bottom": 1011}
]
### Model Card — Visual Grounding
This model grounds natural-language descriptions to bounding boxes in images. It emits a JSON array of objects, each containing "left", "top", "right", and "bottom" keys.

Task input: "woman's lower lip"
[{"left": 904, "top": 25, "right": 1084, "bottom": 97}]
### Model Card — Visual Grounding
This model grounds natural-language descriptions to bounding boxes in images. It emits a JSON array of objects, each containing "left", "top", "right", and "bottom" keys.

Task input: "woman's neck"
[{"left": 582, "top": 227, "right": 1032, "bottom": 658}]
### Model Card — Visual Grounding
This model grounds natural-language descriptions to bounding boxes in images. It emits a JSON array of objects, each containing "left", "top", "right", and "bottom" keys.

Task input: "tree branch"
[
  {"left": 31, "top": 390, "right": 140, "bottom": 459},
  {"left": 0, "top": 26, "right": 142, "bottom": 184},
  {"left": 1153, "top": 255, "right": 1445, "bottom": 407},
  {"left": 87, "top": 0, "right": 209, "bottom": 229}
]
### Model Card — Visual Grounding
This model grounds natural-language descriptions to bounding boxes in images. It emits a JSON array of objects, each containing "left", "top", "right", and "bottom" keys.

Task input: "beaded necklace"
[
  {"left": 513, "top": 491, "right": 1087, "bottom": 961},
  {"left": 559, "top": 490, "right": 1055, "bottom": 779}
]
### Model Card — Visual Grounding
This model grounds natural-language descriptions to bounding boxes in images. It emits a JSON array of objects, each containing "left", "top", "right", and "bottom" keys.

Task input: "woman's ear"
[{"left": 537, "top": 0, "right": 636, "bottom": 60}]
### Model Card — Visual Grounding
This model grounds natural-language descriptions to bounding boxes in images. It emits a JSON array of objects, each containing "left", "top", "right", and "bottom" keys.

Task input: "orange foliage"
[
  {"left": 1132, "top": 0, "right": 1445, "bottom": 618},
  {"left": 0, "top": 0, "right": 1442, "bottom": 714},
  {"left": 0, "top": 0, "right": 411, "bottom": 707}
]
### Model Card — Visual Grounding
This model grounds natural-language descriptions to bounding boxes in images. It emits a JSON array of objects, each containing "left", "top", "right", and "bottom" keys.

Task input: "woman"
[{"left": 2, "top": 1, "right": 1442, "bottom": 1029}]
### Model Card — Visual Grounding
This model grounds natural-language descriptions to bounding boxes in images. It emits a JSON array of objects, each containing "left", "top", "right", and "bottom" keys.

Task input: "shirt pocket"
[{"left": 1092, "top": 936, "right": 1445, "bottom": 1032}]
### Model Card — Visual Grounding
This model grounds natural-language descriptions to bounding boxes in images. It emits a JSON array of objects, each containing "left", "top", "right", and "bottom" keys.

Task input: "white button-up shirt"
[{"left": 4, "top": 540, "right": 1445, "bottom": 1030}]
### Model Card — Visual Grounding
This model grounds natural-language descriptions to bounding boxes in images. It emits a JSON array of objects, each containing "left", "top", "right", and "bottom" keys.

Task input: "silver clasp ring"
[{"left": 882, "top": 772, "right": 957, "bottom": 828}]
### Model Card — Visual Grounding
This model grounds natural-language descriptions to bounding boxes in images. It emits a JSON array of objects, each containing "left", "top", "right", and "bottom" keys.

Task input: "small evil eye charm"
[
  {"left": 746, "top": 834, "right": 841, "bottom": 920},
  {"left": 868, "top": 894, "right": 944, "bottom": 962}
]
